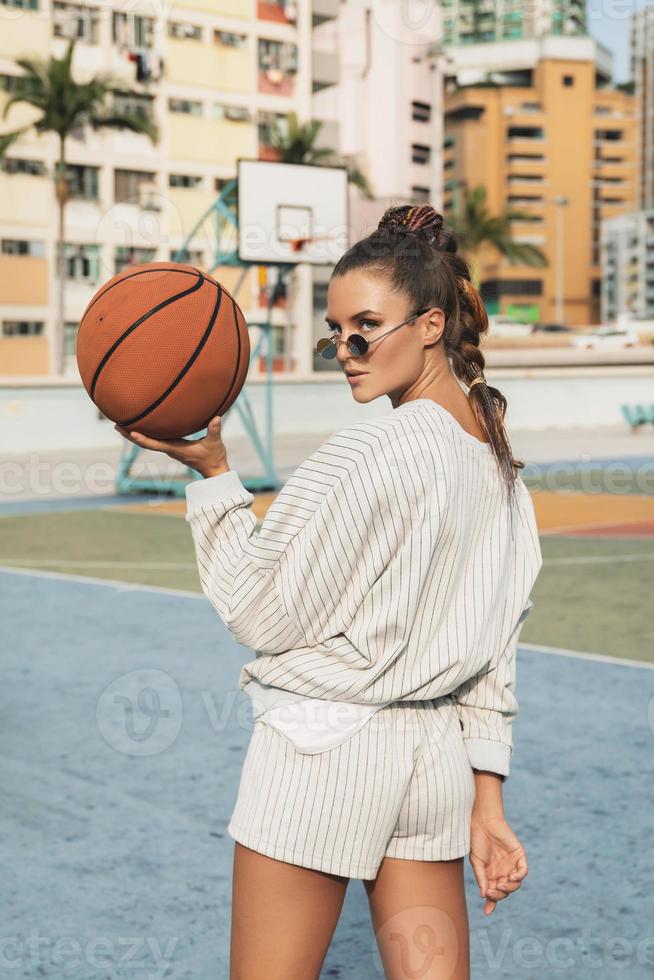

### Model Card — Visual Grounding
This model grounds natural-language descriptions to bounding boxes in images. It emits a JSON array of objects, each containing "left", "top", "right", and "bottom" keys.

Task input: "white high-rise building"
[{"left": 630, "top": 5, "right": 654, "bottom": 210}]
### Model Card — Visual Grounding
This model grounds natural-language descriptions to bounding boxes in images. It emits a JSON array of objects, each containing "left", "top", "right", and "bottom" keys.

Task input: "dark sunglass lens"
[
  {"left": 349, "top": 335, "right": 368, "bottom": 356},
  {"left": 317, "top": 338, "right": 337, "bottom": 359}
]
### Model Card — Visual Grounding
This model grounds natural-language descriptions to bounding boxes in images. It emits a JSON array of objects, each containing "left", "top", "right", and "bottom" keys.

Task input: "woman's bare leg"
[
  {"left": 230, "top": 842, "right": 350, "bottom": 980},
  {"left": 364, "top": 856, "right": 470, "bottom": 980}
]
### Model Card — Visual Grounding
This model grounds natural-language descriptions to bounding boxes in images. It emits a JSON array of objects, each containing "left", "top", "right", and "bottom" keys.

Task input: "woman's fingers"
[{"left": 114, "top": 424, "right": 192, "bottom": 455}]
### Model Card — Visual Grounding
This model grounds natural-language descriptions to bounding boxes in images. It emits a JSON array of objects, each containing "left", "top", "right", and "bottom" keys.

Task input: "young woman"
[{"left": 117, "top": 204, "right": 542, "bottom": 979}]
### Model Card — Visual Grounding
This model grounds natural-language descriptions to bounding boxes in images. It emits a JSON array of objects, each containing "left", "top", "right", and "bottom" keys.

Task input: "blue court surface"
[{"left": 2, "top": 567, "right": 653, "bottom": 979}]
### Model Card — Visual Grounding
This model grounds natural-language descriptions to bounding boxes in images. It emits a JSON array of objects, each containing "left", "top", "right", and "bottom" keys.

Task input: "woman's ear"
[{"left": 424, "top": 307, "right": 445, "bottom": 344}]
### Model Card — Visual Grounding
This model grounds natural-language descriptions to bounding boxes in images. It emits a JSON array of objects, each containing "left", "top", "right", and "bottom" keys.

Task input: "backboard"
[{"left": 237, "top": 159, "right": 349, "bottom": 266}]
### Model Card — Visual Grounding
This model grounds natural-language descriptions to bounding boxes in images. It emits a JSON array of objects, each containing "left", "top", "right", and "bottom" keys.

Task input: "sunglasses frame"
[{"left": 315, "top": 307, "right": 431, "bottom": 360}]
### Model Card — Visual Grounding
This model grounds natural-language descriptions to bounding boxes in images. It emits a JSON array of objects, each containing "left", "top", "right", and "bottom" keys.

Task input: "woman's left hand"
[
  {"left": 468, "top": 814, "right": 528, "bottom": 916},
  {"left": 114, "top": 415, "right": 230, "bottom": 478}
]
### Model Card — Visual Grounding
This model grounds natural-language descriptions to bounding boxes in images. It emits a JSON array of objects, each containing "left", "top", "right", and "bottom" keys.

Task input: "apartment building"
[
  {"left": 443, "top": 0, "right": 586, "bottom": 46},
  {"left": 442, "top": 36, "right": 636, "bottom": 325},
  {"left": 0, "top": 0, "right": 340, "bottom": 377},
  {"left": 602, "top": 210, "right": 654, "bottom": 322},
  {"left": 630, "top": 4, "right": 654, "bottom": 210},
  {"left": 0, "top": 0, "right": 447, "bottom": 380}
]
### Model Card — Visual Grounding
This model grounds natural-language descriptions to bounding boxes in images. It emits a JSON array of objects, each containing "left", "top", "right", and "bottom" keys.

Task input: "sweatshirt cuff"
[
  {"left": 463, "top": 738, "right": 511, "bottom": 778},
  {"left": 184, "top": 470, "right": 253, "bottom": 520}
]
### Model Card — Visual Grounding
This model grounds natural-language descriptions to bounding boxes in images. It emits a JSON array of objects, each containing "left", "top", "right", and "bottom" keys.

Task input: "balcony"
[
  {"left": 313, "top": 0, "right": 339, "bottom": 26},
  {"left": 312, "top": 48, "right": 338, "bottom": 92}
]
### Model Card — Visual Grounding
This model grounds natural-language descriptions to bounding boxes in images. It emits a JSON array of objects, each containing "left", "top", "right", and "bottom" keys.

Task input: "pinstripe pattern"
[
  {"left": 227, "top": 694, "right": 476, "bottom": 879},
  {"left": 185, "top": 398, "right": 543, "bottom": 780}
]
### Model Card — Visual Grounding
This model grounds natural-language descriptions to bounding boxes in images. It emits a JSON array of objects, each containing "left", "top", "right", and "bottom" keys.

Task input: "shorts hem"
[
  {"left": 227, "top": 822, "right": 380, "bottom": 880},
  {"left": 383, "top": 840, "right": 471, "bottom": 862}
]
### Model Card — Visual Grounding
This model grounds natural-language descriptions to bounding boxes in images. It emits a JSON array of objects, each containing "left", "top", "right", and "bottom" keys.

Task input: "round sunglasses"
[{"left": 315, "top": 308, "right": 430, "bottom": 360}]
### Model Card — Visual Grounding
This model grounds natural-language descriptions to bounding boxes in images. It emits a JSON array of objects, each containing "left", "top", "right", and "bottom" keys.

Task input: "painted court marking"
[{"left": 2, "top": 564, "right": 652, "bottom": 672}]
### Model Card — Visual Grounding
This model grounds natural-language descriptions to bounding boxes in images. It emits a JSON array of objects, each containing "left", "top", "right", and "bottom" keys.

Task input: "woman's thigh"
[
  {"left": 364, "top": 855, "right": 470, "bottom": 980},
  {"left": 230, "top": 842, "right": 350, "bottom": 980}
]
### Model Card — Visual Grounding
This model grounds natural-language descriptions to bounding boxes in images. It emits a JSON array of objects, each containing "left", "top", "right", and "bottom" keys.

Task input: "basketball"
[{"left": 76, "top": 262, "right": 250, "bottom": 439}]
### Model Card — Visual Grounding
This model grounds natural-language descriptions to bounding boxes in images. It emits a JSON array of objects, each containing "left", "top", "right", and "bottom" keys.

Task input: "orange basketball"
[{"left": 76, "top": 262, "right": 250, "bottom": 439}]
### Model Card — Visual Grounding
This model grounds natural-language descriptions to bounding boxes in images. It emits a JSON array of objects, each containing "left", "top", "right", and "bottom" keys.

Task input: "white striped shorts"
[{"left": 227, "top": 693, "right": 476, "bottom": 880}]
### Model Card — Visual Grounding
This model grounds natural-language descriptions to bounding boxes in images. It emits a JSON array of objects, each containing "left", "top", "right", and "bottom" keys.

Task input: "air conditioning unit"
[{"left": 138, "top": 182, "right": 161, "bottom": 211}]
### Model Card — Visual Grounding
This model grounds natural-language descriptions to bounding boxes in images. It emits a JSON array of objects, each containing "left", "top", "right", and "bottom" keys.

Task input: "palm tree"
[
  {"left": 450, "top": 183, "right": 548, "bottom": 290},
  {"left": 269, "top": 111, "right": 373, "bottom": 198},
  {"left": 219, "top": 110, "right": 374, "bottom": 215},
  {"left": 0, "top": 37, "right": 159, "bottom": 376}
]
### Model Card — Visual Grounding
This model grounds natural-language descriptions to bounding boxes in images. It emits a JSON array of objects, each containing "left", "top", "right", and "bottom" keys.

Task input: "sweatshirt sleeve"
[
  {"left": 452, "top": 599, "right": 534, "bottom": 780},
  {"left": 184, "top": 425, "right": 442, "bottom": 657}
]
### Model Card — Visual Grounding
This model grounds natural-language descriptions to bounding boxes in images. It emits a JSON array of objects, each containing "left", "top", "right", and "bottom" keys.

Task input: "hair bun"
[{"left": 376, "top": 205, "right": 456, "bottom": 252}]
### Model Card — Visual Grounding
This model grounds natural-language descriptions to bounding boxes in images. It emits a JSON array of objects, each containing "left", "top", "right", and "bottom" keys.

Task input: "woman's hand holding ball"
[{"left": 114, "top": 415, "right": 230, "bottom": 479}]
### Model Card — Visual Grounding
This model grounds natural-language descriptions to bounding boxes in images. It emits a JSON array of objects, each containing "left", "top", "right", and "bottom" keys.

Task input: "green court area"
[{"left": 1, "top": 508, "right": 651, "bottom": 665}]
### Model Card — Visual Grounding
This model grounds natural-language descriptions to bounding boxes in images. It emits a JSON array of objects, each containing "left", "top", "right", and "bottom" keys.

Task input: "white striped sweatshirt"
[{"left": 184, "top": 398, "right": 543, "bottom": 778}]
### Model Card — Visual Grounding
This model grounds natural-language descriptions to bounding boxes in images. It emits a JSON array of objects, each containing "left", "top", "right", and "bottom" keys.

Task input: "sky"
[{"left": 587, "top": 0, "right": 652, "bottom": 81}]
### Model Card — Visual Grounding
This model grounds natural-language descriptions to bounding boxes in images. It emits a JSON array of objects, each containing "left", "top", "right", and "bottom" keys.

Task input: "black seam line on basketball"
[
  {"left": 194, "top": 295, "right": 244, "bottom": 430},
  {"left": 211, "top": 296, "right": 242, "bottom": 417},
  {"left": 81, "top": 266, "right": 213, "bottom": 324},
  {"left": 89, "top": 271, "right": 205, "bottom": 402},
  {"left": 120, "top": 281, "right": 224, "bottom": 428}
]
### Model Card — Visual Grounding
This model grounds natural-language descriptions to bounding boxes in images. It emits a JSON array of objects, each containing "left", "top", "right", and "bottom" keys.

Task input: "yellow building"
[
  {"left": 0, "top": 0, "right": 340, "bottom": 376},
  {"left": 443, "top": 38, "right": 636, "bottom": 326}
]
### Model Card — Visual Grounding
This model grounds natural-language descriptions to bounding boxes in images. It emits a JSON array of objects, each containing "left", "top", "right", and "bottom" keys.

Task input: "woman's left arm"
[{"left": 469, "top": 770, "right": 529, "bottom": 916}]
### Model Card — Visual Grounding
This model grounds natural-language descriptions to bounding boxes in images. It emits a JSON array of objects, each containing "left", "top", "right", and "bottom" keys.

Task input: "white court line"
[
  {"left": 0, "top": 564, "right": 204, "bottom": 599},
  {"left": 520, "top": 642, "right": 654, "bottom": 671},
  {"left": 1, "top": 564, "right": 653, "bottom": 672},
  {"left": 0, "top": 559, "right": 197, "bottom": 569},
  {"left": 545, "top": 553, "right": 654, "bottom": 565}
]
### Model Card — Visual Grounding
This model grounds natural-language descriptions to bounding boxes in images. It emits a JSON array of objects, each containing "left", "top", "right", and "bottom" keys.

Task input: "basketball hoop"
[{"left": 287, "top": 234, "right": 332, "bottom": 253}]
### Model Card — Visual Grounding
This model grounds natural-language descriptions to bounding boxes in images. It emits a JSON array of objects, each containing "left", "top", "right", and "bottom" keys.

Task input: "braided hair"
[{"left": 331, "top": 203, "right": 524, "bottom": 500}]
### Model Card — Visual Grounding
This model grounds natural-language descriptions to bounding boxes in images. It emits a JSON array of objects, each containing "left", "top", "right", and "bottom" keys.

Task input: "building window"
[
  {"left": 53, "top": 1, "right": 100, "bottom": 42},
  {"left": 411, "top": 143, "right": 431, "bottom": 164},
  {"left": 112, "top": 11, "right": 154, "bottom": 49},
  {"left": 114, "top": 246, "right": 156, "bottom": 274},
  {"left": 61, "top": 243, "right": 101, "bottom": 282},
  {"left": 65, "top": 164, "right": 99, "bottom": 200},
  {"left": 212, "top": 104, "right": 251, "bottom": 123},
  {"left": 112, "top": 91, "right": 154, "bottom": 122},
  {"left": 482, "top": 279, "right": 543, "bottom": 298},
  {"left": 563, "top": 75, "right": 574, "bottom": 87},
  {"left": 2, "top": 239, "right": 45, "bottom": 257},
  {"left": 2, "top": 320, "right": 44, "bottom": 335},
  {"left": 258, "top": 110, "right": 288, "bottom": 145},
  {"left": 167, "top": 20, "right": 202, "bottom": 40},
  {"left": 169, "top": 247, "right": 204, "bottom": 265},
  {"left": 507, "top": 126, "right": 544, "bottom": 139},
  {"left": 168, "top": 174, "right": 203, "bottom": 188},
  {"left": 595, "top": 129, "right": 623, "bottom": 142},
  {"left": 411, "top": 101, "right": 431, "bottom": 123},
  {"left": 114, "top": 169, "right": 156, "bottom": 204},
  {"left": 0, "top": 156, "right": 46, "bottom": 176},
  {"left": 258, "top": 38, "right": 298, "bottom": 73},
  {"left": 168, "top": 97, "right": 202, "bottom": 116},
  {"left": 411, "top": 186, "right": 431, "bottom": 202},
  {"left": 63, "top": 321, "right": 79, "bottom": 361},
  {"left": 0, "top": 0, "right": 38, "bottom": 8},
  {"left": 215, "top": 30, "right": 247, "bottom": 47}
]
